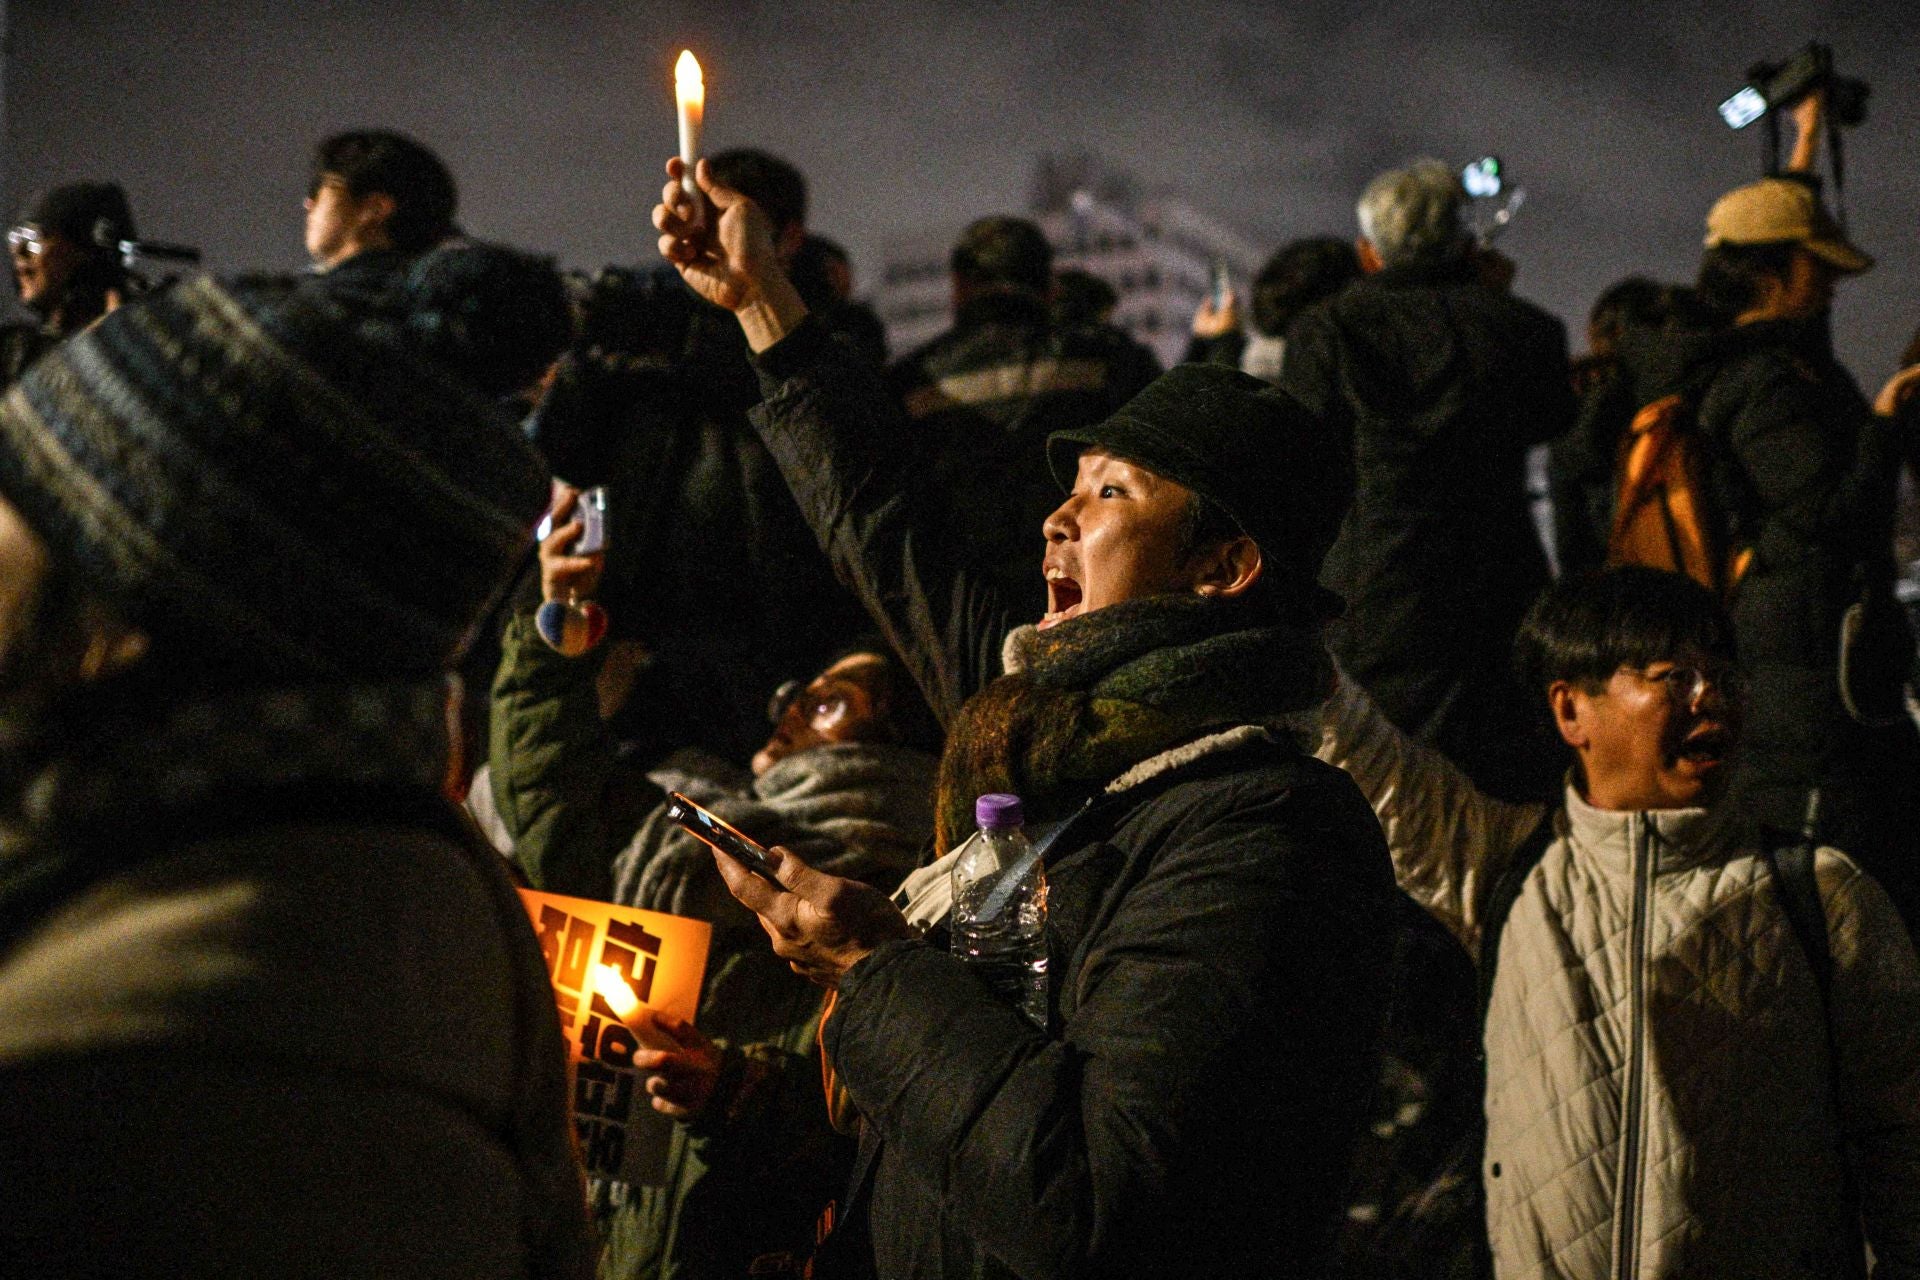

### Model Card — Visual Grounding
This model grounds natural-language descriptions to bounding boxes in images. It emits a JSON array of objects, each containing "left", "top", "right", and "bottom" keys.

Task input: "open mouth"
[
  {"left": 1040, "top": 568, "right": 1083, "bottom": 630},
  {"left": 1674, "top": 725, "right": 1732, "bottom": 769}
]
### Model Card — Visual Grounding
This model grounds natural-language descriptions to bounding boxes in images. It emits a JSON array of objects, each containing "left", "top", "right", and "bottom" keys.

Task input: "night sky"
[{"left": 6, "top": 0, "right": 1917, "bottom": 372}]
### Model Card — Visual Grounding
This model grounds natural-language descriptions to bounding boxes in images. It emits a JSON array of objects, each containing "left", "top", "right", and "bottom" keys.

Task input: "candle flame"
[
  {"left": 675, "top": 50, "right": 704, "bottom": 106},
  {"left": 591, "top": 962, "right": 641, "bottom": 1020}
]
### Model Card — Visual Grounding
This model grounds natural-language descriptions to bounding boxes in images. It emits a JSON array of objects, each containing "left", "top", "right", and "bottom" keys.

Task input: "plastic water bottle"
[{"left": 951, "top": 793, "right": 1049, "bottom": 1028}]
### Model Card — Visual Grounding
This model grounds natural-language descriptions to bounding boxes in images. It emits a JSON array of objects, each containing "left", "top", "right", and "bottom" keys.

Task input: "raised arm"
[
  {"left": 652, "top": 158, "right": 1015, "bottom": 723},
  {"left": 488, "top": 495, "right": 665, "bottom": 897},
  {"left": 1315, "top": 670, "right": 1547, "bottom": 956}
]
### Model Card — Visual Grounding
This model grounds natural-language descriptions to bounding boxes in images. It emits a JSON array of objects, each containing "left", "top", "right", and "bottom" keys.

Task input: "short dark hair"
[
  {"left": 950, "top": 216, "right": 1052, "bottom": 296},
  {"left": 1694, "top": 242, "right": 1799, "bottom": 325},
  {"left": 1513, "top": 567, "right": 1736, "bottom": 696},
  {"left": 310, "top": 130, "right": 458, "bottom": 252},
  {"left": 708, "top": 149, "right": 807, "bottom": 233},
  {"left": 1250, "top": 237, "right": 1361, "bottom": 337},
  {"left": 1051, "top": 268, "right": 1118, "bottom": 327},
  {"left": 787, "top": 234, "right": 848, "bottom": 309},
  {"left": 401, "top": 241, "right": 573, "bottom": 399},
  {"left": 1587, "top": 276, "right": 1668, "bottom": 351},
  {"left": 820, "top": 637, "right": 943, "bottom": 754},
  {"left": 1173, "top": 491, "right": 1307, "bottom": 624}
]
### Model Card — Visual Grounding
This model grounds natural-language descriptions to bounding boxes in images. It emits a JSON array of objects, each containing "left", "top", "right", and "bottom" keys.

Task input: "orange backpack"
[{"left": 1605, "top": 393, "right": 1751, "bottom": 596}]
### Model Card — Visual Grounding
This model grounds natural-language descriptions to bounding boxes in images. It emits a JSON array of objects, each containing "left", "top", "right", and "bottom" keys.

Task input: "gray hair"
[{"left": 1356, "top": 160, "right": 1470, "bottom": 268}]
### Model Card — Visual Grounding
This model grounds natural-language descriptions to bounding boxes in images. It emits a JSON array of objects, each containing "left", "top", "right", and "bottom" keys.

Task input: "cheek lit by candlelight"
[
  {"left": 592, "top": 963, "right": 641, "bottom": 1020},
  {"left": 675, "top": 50, "right": 704, "bottom": 113}
]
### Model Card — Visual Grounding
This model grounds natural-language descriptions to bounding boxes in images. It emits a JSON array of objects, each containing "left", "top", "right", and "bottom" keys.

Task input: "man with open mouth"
[
  {"left": 649, "top": 157, "right": 1400, "bottom": 1280},
  {"left": 1317, "top": 564, "right": 1920, "bottom": 1280}
]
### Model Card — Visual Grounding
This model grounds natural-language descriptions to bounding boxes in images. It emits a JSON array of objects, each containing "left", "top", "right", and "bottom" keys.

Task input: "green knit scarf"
[{"left": 934, "top": 593, "right": 1333, "bottom": 852}]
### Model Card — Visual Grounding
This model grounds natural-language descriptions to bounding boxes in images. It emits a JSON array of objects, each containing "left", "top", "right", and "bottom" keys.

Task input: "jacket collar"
[
  {"left": 1560, "top": 777, "right": 1743, "bottom": 876},
  {"left": 1365, "top": 254, "right": 1478, "bottom": 292},
  {"left": 953, "top": 289, "right": 1050, "bottom": 332}
]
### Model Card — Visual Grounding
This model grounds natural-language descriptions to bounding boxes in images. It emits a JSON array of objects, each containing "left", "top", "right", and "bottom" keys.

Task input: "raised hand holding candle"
[{"left": 675, "top": 50, "right": 704, "bottom": 201}]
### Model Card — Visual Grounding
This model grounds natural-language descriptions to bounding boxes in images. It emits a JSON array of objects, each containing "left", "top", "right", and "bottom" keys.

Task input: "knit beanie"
[
  {"left": 18, "top": 181, "right": 137, "bottom": 248},
  {"left": 0, "top": 274, "right": 548, "bottom": 680},
  {"left": 1047, "top": 363, "right": 1351, "bottom": 618}
]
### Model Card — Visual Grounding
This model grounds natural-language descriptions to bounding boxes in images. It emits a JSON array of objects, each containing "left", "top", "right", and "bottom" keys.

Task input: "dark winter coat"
[
  {"left": 747, "top": 319, "right": 1399, "bottom": 1279},
  {"left": 889, "top": 290, "right": 1160, "bottom": 608},
  {"left": 0, "top": 682, "right": 593, "bottom": 1279},
  {"left": 1629, "top": 316, "right": 1920, "bottom": 926},
  {"left": 1545, "top": 358, "right": 1635, "bottom": 577},
  {"left": 0, "top": 321, "right": 56, "bottom": 390},
  {"left": 527, "top": 271, "right": 867, "bottom": 767},
  {"left": 1280, "top": 258, "right": 1576, "bottom": 800}
]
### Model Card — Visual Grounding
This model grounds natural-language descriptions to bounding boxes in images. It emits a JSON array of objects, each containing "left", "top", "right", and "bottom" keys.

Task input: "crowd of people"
[{"left": 1, "top": 80, "right": 1917, "bottom": 1280}]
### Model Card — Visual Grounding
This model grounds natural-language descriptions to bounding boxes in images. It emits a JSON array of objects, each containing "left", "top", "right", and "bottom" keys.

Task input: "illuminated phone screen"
[
  {"left": 665, "top": 792, "right": 783, "bottom": 884},
  {"left": 1720, "top": 87, "right": 1767, "bottom": 130}
]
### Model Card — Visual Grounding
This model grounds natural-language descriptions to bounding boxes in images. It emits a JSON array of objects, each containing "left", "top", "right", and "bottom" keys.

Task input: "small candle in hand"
[
  {"left": 592, "top": 962, "right": 641, "bottom": 1021},
  {"left": 675, "top": 50, "right": 704, "bottom": 200}
]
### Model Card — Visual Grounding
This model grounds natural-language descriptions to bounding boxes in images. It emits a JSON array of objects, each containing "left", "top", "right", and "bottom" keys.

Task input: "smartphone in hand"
[
  {"left": 666, "top": 792, "right": 784, "bottom": 885},
  {"left": 536, "top": 485, "right": 608, "bottom": 555}
]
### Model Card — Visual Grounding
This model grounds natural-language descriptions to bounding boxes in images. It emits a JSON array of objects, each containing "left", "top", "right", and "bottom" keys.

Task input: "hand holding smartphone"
[
  {"left": 666, "top": 792, "right": 785, "bottom": 886},
  {"left": 536, "top": 484, "right": 608, "bottom": 555}
]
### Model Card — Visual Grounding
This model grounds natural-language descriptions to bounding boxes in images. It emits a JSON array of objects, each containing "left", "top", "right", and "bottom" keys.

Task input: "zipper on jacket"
[{"left": 1610, "top": 816, "right": 1656, "bottom": 1280}]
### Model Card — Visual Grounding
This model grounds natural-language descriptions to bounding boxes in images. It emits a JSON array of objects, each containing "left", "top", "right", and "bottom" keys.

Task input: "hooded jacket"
[
  {"left": 743, "top": 318, "right": 1398, "bottom": 1279},
  {"left": 1317, "top": 676, "right": 1920, "bottom": 1280}
]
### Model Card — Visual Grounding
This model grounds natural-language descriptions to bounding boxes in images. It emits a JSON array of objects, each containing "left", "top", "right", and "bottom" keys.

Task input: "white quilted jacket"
[{"left": 1318, "top": 678, "right": 1920, "bottom": 1280}]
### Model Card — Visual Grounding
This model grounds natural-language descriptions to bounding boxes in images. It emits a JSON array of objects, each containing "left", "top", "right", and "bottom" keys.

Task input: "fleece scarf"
[{"left": 934, "top": 593, "right": 1333, "bottom": 852}]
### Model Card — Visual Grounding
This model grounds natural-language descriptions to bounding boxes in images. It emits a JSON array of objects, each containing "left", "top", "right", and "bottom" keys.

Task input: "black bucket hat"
[{"left": 1047, "top": 363, "right": 1350, "bottom": 619}]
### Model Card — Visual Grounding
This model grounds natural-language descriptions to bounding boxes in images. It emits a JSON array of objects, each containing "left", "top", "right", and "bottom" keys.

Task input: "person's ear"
[
  {"left": 1547, "top": 681, "right": 1590, "bottom": 751},
  {"left": 1192, "top": 536, "right": 1264, "bottom": 600},
  {"left": 1355, "top": 237, "right": 1384, "bottom": 274},
  {"left": 774, "top": 221, "right": 807, "bottom": 264},
  {"left": 358, "top": 191, "right": 398, "bottom": 234}
]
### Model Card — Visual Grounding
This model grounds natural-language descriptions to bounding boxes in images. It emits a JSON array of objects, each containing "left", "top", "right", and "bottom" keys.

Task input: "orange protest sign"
[{"left": 519, "top": 888, "right": 712, "bottom": 1185}]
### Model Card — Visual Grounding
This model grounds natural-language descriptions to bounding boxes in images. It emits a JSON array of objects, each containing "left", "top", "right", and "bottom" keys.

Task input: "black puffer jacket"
[
  {"left": 1280, "top": 259, "right": 1575, "bottom": 801},
  {"left": 1627, "top": 316, "right": 1920, "bottom": 927},
  {"left": 747, "top": 319, "right": 1398, "bottom": 1280}
]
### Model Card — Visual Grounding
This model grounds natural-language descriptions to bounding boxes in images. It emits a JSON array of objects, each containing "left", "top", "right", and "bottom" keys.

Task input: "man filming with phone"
[{"left": 650, "top": 155, "right": 1398, "bottom": 1280}]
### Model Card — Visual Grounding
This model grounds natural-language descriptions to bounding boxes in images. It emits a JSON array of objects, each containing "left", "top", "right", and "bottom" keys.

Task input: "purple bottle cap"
[{"left": 975, "top": 793, "right": 1024, "bottom": 830}]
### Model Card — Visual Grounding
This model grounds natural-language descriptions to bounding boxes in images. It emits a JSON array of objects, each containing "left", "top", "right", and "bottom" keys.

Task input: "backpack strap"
[
  {"left": 1762, "top": 790, "right": 1868, "bottom": 1280},
  {"left": 1766, "top": 839, "right": 1833, "bottom": 1010},
  {"left": 1475, "top": 810, "right": 1557, "bottom": 1024}
]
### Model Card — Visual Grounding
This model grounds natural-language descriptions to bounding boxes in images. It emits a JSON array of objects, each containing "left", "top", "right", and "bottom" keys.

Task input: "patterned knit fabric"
[{"left": 0, "top": 274, "right": 547, "bottom": 679}]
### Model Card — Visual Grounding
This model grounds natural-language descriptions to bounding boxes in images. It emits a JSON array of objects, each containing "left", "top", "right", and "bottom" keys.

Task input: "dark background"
[{"left": 5, "top": 0, "right": 1916, "bottom": 372}]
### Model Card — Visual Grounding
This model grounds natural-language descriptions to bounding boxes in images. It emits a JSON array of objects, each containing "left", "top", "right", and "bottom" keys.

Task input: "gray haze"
[{"left": 5, "top": 0, "right": 1917, "bottom": 371}]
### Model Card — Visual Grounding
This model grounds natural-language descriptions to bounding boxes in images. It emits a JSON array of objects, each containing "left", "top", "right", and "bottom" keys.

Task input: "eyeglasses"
[
  {"left": 6, "top": 226, "right": 45, "bottom": 256},
  {"left": 767, "top": 679, "right": 803, "bottom": 726},
  {"left": 765, "top": 678, "right": 853, "bottom": 728},
  {"left": 1618, "top": 663, "right": 1745, "bottom": 707}
]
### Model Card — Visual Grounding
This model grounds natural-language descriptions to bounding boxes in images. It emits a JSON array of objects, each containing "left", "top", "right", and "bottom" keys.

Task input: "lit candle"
[
  {"left": 592, "top": 962, "right": 641, "bottom": 1021},
  {"left": 675, "top": 50, "right": 704, "bottom": 201}
]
